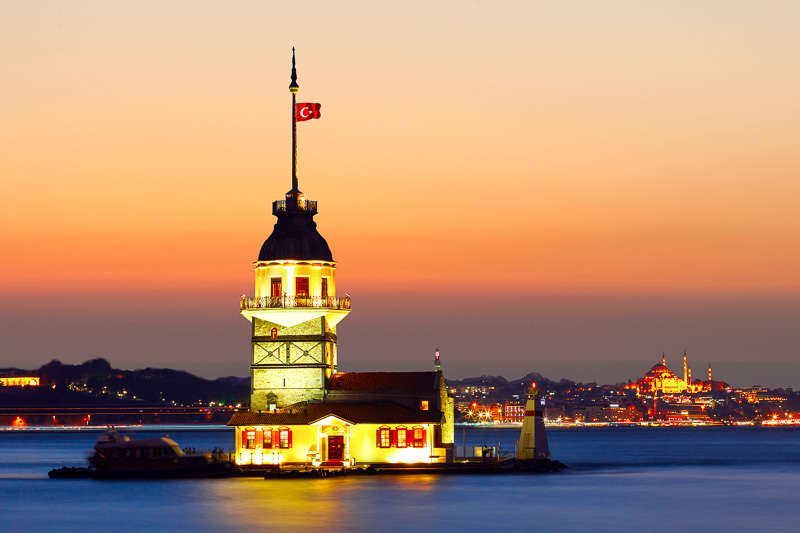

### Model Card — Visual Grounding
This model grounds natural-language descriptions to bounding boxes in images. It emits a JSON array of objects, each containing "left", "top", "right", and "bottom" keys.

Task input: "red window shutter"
[
  {"left": 376, "top": 428, "right": 382, "bottom": 447},
  {"left": 287, "top": 429, "right": 293, "bottom": 448},
  {"left": 406, "top": 428, "right": 413, "bottom": 446},
  {"left": 390, "top": 429, "right": 397, "bottom": 447},
  {"left": 241, "top": 430, "right": 247, "bottom": 448},
  {"left": 421, "top": 428, "right": 427, "bottom": 446},
  {"left": 255, "top": 430, "right": 263, "bottom": 448},
  {"left": 273, "top": 429, "right": 280, "bottom": 449}
]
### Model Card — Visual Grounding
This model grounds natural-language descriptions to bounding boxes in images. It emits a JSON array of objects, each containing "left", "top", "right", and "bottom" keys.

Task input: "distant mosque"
[{"left": 625, "top": 352, "right": 728, "bottom": 396}]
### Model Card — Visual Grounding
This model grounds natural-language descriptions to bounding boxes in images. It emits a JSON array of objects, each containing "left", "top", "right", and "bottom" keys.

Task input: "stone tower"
[{"left": 239, "top": 50, "right": 350, "bottom": 412}]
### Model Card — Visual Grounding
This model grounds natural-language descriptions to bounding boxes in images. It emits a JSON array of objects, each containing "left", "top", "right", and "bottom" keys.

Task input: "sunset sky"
[{"left": 2, "top": 2, "right": 799, "bottom": 387}]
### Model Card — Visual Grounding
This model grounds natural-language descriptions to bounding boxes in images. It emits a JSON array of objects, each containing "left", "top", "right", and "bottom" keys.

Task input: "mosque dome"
[{"left": 645, "top": 363, "right": 677, "bottom": 379}]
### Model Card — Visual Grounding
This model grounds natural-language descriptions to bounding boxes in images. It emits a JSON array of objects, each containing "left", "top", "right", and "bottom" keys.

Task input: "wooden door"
[{"left": 328, "top": 435, "right": 344, "bottom": 461}]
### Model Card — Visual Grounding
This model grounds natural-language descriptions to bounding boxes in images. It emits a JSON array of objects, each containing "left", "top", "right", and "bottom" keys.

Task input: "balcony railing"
[
  {"left": 273, "top": 199, "right": 318, "bottom": 215},
  {"left": 240, "top": 294, "right": 351, "bottom": 311}
]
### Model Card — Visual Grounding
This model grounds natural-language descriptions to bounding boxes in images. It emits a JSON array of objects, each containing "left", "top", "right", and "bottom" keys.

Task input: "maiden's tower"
[{"left": 229, "top": 51, "right": 454, "bottom": 469}]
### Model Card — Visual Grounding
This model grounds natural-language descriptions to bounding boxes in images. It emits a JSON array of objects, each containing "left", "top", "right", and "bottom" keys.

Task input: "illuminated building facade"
[
  {"left": 574, "top": 405, "right": 644, "bottom": 423},
  {"left": 504, "top": 402, "right": 524, "bottom": 424},
  {"left": 0, "top": 377, "right": 39, "bottom": 387},
  {"left": 625, "top": 353, "right": 726, "bottom": 396},
  {"left": 231, "top": 373, "right": 453, "bottom": 467},
  {"left": 229, "top": 52, "right": 454, "bottom": 468}
]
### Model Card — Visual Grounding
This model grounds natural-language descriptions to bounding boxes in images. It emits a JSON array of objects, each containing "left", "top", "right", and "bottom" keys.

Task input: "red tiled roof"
[
  {"left": 228, "top": 402, "right": 442, "bottom": 427},
  {"left": 327, "top": 371, "right": 439, "bottom": 391}
]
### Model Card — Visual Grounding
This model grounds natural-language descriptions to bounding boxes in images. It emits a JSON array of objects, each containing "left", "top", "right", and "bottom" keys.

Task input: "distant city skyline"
[{"left": 2, "top": 2, "right": 799, "bottom": 389}]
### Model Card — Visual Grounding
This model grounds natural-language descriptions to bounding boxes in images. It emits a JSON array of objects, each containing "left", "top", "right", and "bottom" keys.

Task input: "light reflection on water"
[
  {"left": 202, "top": 468, "right": 800, "bottom": 532},
  {"left": 2, "top": 427, "right": 800, "bottom": 532},
  {"left": 206, "top": 475, "right": 442, "bottom": 530}
]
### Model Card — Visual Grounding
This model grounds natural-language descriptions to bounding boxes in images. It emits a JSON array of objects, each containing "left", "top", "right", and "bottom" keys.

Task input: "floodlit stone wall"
[
  {"left": 249, "top": 315, "right": 334, "bottom": 410},
  {"left": 253, "top": 317, "right": 325, "bottom": 338},
  {"left": 251, "top": 366, "right": 326, "bottom": 411}
]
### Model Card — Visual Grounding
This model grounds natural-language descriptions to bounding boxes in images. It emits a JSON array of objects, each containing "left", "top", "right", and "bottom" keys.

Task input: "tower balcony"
[
  {"left": 240, "top": 294, "right": 351, "bottom": 311},
  {"left": 273, "top": 199, "right": 317, "bottom": 215}
]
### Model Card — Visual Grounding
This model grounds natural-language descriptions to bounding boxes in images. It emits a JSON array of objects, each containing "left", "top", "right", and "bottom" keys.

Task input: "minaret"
[
  {"left": 239, "top": 50, "right": 350, "bottom": 411},
  {"left": 434, "top": 346, "right": 441, "bottom": 372},
  {"left": 708, "top": 363, "right": 712, "bottom": 382},
  {"left": 688, "top": 364, "right": 692, "bottom": 384},
  {"left": 683, "top": 351, "right": 687, "bottom": 384},
  {"left": 662, "top": 352, "right": 666, "bottom": 366}
]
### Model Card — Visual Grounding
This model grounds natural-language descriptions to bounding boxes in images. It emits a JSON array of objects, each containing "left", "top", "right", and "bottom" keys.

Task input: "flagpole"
[{"left": 290, "top": 47, "right": 299, "bottom": 194}]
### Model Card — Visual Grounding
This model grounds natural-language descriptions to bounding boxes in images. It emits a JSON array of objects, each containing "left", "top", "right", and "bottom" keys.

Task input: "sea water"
[{"left": 2, "top": 426, "right": 799, "bottom": 532}]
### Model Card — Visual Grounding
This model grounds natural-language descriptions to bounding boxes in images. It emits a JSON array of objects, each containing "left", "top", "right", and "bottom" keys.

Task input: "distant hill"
[
  {"left": 445, "top": 373, "right": 579, "bottom": 400},
  {"left": 0, "top": 359, "right": 250, "bottom": 407}
]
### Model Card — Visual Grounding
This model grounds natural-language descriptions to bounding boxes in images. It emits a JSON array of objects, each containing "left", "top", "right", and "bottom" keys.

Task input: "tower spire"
[
  {"left": 434, "top": 346, "right": 441, "bottom": 372},
  {"left": 290, "top": 48, "right": 300, "bottom": 195}
]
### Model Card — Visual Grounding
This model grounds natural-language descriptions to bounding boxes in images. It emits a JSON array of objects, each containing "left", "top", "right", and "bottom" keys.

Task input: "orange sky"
[{"left": 2, "top": 2, "right": 800, "bottom": 384}]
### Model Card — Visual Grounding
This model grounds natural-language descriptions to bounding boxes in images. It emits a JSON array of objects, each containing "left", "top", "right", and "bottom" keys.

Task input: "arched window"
[
  {"left": 266, "top": 392, "right": 278, "bottom": 412},
  {"left": 411, "top": 426, "right": 427, "bottom": 448},
  {"left": 279, "top": 427, "right": 292, "bottom": 449},
  {"left": 242, "top": 428, "right": 257, "bottom": 449},
  {"left": 376, "top": 426, "right": 391, "bottom": 448},
  {"left": 396, "top": 425, "right": 408, "bottom": 448}
]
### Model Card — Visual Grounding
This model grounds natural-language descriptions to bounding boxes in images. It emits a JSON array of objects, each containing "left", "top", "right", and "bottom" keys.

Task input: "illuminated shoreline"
[
  {"left": 457, "top": 420, "right": 800, "bottom": 428},
  {"left": 6, "top": 420, "right": 800, "bottom": 432},
  {"left": 0, "top": 424, "right": 232, "bottom": 432}
]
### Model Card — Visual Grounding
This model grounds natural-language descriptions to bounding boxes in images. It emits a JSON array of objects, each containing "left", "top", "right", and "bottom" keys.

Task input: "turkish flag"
[{"left": 296, "top": 103, "right": 321, "bottom": 122}]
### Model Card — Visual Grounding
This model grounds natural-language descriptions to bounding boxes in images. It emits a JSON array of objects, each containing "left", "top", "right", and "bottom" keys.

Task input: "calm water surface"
[{"left": 2, "top": 426, "right": 799, "bottom": 532}]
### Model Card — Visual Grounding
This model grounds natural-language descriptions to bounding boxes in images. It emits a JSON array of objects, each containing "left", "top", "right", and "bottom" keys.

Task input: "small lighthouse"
[{"left": 517, "top": 383, "right": 551, "bottom": 461}]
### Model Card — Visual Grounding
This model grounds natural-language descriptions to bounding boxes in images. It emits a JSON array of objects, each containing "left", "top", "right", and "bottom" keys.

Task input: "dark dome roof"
[{"left": 258, "top": 210, "right": 333, "bottom": 262}]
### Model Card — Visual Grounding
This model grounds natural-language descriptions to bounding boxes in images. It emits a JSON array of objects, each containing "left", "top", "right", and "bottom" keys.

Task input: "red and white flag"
[{"left": 296, "top": 103, "right": 321, "bottom": 122}]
